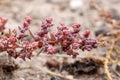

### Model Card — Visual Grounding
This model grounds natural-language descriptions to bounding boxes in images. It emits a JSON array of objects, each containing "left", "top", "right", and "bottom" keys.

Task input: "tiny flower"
[
  {"left": 72, "top": 42, "right": 80, "bottom": 49},
  {"left": 8, "top": 35, "right": 16, "bottom": 44},
  {"left": 47, "top": 45, "right": 56, "bottom": 54},
  {"left": 46, "top": 18, "right": 53, "bottom": 24},
  {"left": 25, "top": 16, "right": 32, "bottom": 24},
  {"left": 72, "top": 52, "right": 79, "bottom": 58},
  {"left": 66, "top": 49, "right": 73, "bottom": 56},
  {"left": 58, "top": 23, "right": 68, "bottom": 31},
  {"left": 19, "top": 53, "right": 26, "bottom": 61},
  {"left": 29, "top": 42, "right": 39, "bottom": 50},
  {"left": 83, "top": 29, "right": 90, "bottom": 38},
  {"left": 0, "top": 16, "right": 8, "bottom": 32},
  {"left": 25, "top": 52, "right": 32, "bottom": 59},
  {"left": 23, "top": 21, "right": 29, "bottom": 29},
  {"left": 72, "top": 24, "right": 81, "bottom": 33}
]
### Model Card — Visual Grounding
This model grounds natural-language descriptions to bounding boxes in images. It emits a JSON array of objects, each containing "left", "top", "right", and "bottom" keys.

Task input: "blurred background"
[
  {"left": 0, "top": 0, "right": 120, "bottom": 31},
  {"left": 0, "top": 0, "right": 120, "bottom": 80}
]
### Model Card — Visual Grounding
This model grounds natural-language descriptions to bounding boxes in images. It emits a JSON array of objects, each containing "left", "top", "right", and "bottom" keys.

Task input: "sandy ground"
[{"left": 0, "top": 0, "right": 120, "bottom": 80}]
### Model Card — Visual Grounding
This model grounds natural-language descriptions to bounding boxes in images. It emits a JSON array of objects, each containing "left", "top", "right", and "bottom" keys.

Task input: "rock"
[
  {"left": 0, "top": 52, "right": 8, "bottom": 80},
  {"left": 69, "top": 0, "right": 83, "bottom": 11},
  {"left": 115, "top": 63, "right": 120, "bottom": 77},
  {"left": 110, "top": 9, "right": 120, "bottom": 20},
  {"left": 116, "top": 64, "right": 120, "bottom": 73},
  {"left": 62, "top": 58, "right": 103, "bottom": 75},
  {"left": 46, "top": 58, "right": 60, "bottom": 69},
  {"left": 50, "top": 77, "right": 58, "bottom": 80},
  {"left": 112, "top": 62, "right": 120, "bottom": 77},
  {"left": 95, "top": 27, "right": 109, "bottom": 36},
  {"left": 0, "top": 52, "right": 8, "bottom": 66}
]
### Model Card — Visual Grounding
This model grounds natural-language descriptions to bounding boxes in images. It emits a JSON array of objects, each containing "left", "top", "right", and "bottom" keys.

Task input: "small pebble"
[
  {"left": 116, "top": 63, "right": 120, "bottom": 73},
  {"left": 70, "top": 0, "right": 83, "bottom": 10},
  {"left": 50, "top": 77, "right": 57, "bottom": 80},
  {"left": 95, "top": 28, "right": 108, "bottom": 36}
]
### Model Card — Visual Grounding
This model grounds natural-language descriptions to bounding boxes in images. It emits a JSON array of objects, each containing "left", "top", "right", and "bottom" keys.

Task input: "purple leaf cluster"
[{"left": 0, "top": 16, "right": 97, "bottom": 60}]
